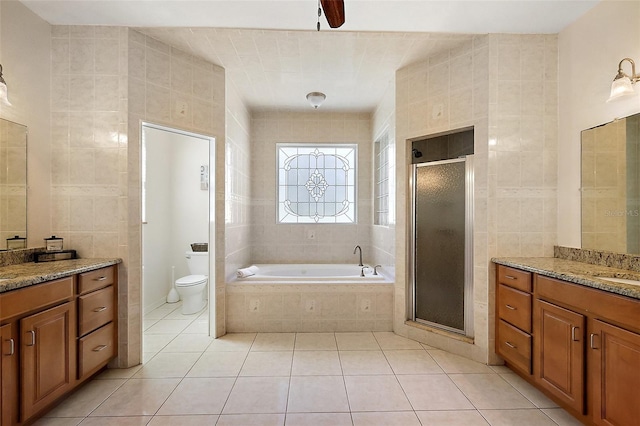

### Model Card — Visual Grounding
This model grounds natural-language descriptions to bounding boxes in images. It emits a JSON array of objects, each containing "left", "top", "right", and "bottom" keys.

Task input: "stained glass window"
[{"left": 277, "top": 144, "right": 357, "bottom": 223}]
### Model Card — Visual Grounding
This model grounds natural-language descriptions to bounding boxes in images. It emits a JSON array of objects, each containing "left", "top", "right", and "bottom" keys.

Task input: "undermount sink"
[{"left": 597, "top": 277, "right": 640, "bottom": 287}]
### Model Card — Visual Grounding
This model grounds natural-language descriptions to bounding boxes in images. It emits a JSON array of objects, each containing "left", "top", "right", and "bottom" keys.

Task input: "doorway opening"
[{"left": 141, "top": 123, "right": 215, "bottom": 349}]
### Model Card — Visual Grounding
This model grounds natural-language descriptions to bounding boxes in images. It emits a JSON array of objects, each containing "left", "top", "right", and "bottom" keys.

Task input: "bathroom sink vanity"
[
  {"left": 0, "top": 259, "right": 119, "bottom": 426},
  {"left": 493, "top": 258, "right": 640, "bottom": 426}
]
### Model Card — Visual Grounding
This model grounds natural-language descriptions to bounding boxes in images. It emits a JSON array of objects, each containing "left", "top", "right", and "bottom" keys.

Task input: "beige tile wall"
[
  {"left": 224, "top": 84, "right": 251, "bottom": 283},
  {"left": 394, "top": 36, "right": 491, "bottom": 363},
  {"left": 126, "top": 29, "right": 227, "bottom": 359},
  {"left": 486, "top": 34, "right": 558, "bottom": 362},
  {"left": 249, "top": 111, "right": 373, "bottom": 264},
  {"left": 371, "top": 81, "right": 396, "bottom": 270},
  {"left": 394, "top": 34, "right": 557, "bottom": 364},
  {"left": 49, "top": 25, "right": 130, "bottom": 365},
  {"left": 50, "top": 27, "right": 227, "bottom": 367}
]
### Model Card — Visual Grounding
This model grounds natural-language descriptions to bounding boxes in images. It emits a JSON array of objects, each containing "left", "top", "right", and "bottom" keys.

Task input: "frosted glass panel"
[{"left": 415, "top": 160, "right": 466, "bottom": 331}]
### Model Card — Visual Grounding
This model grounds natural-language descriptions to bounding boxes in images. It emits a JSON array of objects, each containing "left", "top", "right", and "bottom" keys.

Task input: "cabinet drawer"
[
  {"left": 78, "top": 286, "right": 114, "bottom": 337},
  {"left": 498, "top": 284, "right": 532, "bottom": 333},
  {"left": 497, "top": 320, "right": 532, "bottom": 374},
  {"left": 0, "top": 276, "right": 74, "bottom": 321},
  {"left": 497, "top": 265, "right": 532, "bottom": 292},
  {"left": 78, "top": 322, "right": 114, "bottom": 379},
  {"left": 78, "top": 266, "right": 116, "bottom": 295}
]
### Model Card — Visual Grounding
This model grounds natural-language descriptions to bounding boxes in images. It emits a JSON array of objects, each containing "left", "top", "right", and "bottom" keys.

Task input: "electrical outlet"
[
  {"left": 305, "top": 299, "right": 316, "bottom": 312},
  {"left": 360, "top": 298, "right": 371, "bottom": 312},
  {"left": 306, "top": 230, "right": 316, "bottom": 240},
  {"left": 176, "top": 100, "right": 189, "bottom": 117},
  {"left": 249, "top": 299, "right": 260, "bottom": 312}
]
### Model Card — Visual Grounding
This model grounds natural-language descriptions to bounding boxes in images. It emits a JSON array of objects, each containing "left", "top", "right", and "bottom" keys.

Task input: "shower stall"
[{"left": 410, "top": 130, "right": 474, "bottom": 337}]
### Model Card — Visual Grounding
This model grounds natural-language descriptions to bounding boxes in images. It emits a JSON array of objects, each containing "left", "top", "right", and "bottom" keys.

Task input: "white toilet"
[{"left": 175, "top": 250, "right": 208, "bottom": 315}]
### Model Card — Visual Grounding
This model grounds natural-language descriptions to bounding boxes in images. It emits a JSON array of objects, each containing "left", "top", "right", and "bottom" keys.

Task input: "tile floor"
[{"left": 35, "top": 303, "right": 583, "bottom": 426}]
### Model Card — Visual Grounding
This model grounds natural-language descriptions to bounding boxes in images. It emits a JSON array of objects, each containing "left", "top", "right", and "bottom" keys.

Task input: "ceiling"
[{"left": 20, "top": 0, "right": 600, "bottom": 112}]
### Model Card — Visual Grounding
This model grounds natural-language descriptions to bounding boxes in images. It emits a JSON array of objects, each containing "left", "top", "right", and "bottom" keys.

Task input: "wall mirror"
[
  {"left": 0, "top": 118, "right": 27, "bottom": 250},
  {"left": 581, "top": 112, "right": 640, "bottom": 254}
]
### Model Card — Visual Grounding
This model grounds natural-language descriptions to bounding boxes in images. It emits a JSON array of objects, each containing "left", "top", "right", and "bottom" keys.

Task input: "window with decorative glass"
[
  {"left": 374, "top": 131, "right": 393, "bottom": 226},
  {"left": 277, "top": 144, "right": 357, "bottom": 223}
]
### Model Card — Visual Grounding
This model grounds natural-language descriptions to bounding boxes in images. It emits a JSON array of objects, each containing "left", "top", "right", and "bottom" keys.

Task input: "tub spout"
[{"left": 353, "top": 245, "right": 363, "bottom": 266}]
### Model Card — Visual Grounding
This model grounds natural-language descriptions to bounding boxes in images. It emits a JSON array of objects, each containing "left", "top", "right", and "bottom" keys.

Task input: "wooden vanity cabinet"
[
  {"left": 76, "top": 266, "right": 117, "bottom": 381},
  {"left": 534, "top": 298, "right": 585, "bottom": 414},
  {"left": 0, "top": 264, "right": 118, "bottom": 426},
  {"left": 20, "top": 301, "right": 75, "bottom": 421},
  {"left": 1, "top": 323, "right": 18, "bottom": 426},
  {"left": 495, "top": 266, "right": 533, "bottom": 375},
  {"left": 589, "top": 319, "right": 640, "bottom": 425},
  {"left": 497, "top": 264, "right": 640, "bottom": 426}
]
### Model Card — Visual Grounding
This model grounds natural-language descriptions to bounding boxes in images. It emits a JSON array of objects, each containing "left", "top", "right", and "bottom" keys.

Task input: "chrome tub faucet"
[{"left": 353, "top": 245, "right": 363, "bottom": 266}]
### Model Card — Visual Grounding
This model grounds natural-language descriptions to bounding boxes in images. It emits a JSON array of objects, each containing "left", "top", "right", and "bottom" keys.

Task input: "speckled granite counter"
[
  {"left": 492, "top": 257, "right": 640, "bottom": 300},
  {"left": 0, "top": 258, "right": 121, "bottom": 294}
]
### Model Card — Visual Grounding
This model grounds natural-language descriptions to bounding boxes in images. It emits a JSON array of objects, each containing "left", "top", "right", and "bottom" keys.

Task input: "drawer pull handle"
[
  {"left": 590, "top": 333, "right": 599, "bottom": 349},
  {"left": 4, "top": 338, "right": 15, "bottom": 356},
  {"left": 26, "top": 330, "right": 36, "bottom": 347},
  {"left": 505, "top": 341, "right": 517, "bottom": 349},
  {"left": 505, "top": 304, "right": 516, "bottom": 310},
  {"left": 571, "top": 326, "right": 580, "bottom": 342},
  {"left": 93, "top": 306, "right": 108, "bottom": 312},
  {"left": 93, "top": 345, "right": 108, "bottom": 352},
  {"left": 505, "top": 275, "right": 517, "bottom": 280},
  {"left": 94, "top": 276, "right": 107, "bottom": 281}
]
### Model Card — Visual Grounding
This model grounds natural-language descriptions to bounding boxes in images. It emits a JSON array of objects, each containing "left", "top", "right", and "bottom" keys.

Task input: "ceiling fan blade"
[{"left": 320, "top": 0, "right": 345, "bottom": 28}]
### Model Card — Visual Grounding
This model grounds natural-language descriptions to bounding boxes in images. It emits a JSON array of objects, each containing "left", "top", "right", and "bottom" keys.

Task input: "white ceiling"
[{"left": 21, "top": 0, "right": 600, "bottom": 112}]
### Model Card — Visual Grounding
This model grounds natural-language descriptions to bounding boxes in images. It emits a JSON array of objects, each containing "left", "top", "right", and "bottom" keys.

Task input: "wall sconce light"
[
  {"left": 607, "top": 57, "right": 640, "bottom": 102},
  {"left": 306, "top": 92, "right": 326, "bottom": 109},
  {"left": 0, "top": 64, "right": 11, "bottom": 106}
]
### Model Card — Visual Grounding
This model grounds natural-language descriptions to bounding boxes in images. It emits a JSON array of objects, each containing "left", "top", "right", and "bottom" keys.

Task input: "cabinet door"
[
  {"left": 534, "top": 299, "right": 585, "bottom": 414},
  {"left": 590, "top": 319, "right": 640, "bottom": 426},
  {"left": 20, "top": 302, "right": 75, "bottom": 422},
  {"left": 1, "top": 323, "right": 18, "bottom": 426}
]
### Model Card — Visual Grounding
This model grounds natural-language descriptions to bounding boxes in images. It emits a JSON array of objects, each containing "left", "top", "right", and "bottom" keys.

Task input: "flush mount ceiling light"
[
  {"left": 306, "top": 92, "right": 326, "bottom": 109},
  {"left": 0, "top": 64, "right": 11, "bottom": 106},
  {"left": 607, "top": 57, "right": 640, "bottom": 102}
]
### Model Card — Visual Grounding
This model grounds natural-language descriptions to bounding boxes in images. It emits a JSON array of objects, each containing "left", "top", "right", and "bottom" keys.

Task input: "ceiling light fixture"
[
  {"left": 0, "top": 64, "right": 12, "bottom": 106},
  {"left": 607, "top": 57, "right": 640, "bottom": 102},
  {"left": 306, "top": 92, "right": 326, "bottom": 109}
]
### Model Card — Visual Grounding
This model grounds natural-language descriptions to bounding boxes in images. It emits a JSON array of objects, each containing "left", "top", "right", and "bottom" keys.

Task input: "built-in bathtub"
[
  {"left": 226, "top": 264, "right": 394, "bottom": 333},
  {"left": 237, "top": 264, "right": 389, "bottom": 283}
]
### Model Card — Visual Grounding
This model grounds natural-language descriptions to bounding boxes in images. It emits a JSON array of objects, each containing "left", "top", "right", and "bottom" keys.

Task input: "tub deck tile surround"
[
  {"left": 0, "top": 257, "right": 122, "bottom": 293},
  {"left": 491, "top": 256, "right": 640, "bottom": 299}
]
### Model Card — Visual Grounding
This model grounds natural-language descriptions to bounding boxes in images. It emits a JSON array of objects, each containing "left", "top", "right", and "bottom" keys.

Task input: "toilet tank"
[{"left": 185, "top": 250, "right": 208, "bottom": 275}]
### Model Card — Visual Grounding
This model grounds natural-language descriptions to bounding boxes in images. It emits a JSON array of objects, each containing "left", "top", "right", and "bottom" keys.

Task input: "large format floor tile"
[
  {"left": 156, "top": 378, "right": 235, "bottom": 415},
  {"left": 344, "top": 375, "right": 412, "bottom": 412},
  {"left": 450, "top": 374, "right": 536, "bottom": 409},
  {"left": 41, "top": 307, "right": 583, "bottom": 426},
  {"left": 91, "top": 378, "right": 180, "bottom": 416},
  {"left": 222, "top": 377, "right": 290, "bottom": 414},
  {"left": 287, "top": 376, "right": 350, "bottom": 413}
]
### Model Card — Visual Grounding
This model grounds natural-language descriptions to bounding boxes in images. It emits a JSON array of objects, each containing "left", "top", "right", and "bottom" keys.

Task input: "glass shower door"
[{"left": 413, "top": 158, "right": 470, "bottom": 334}]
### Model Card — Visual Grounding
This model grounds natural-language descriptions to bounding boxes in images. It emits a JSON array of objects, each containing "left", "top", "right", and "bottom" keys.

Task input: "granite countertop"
[
  {"left": 492, "top": 257, "right": 640, "bottom": 300},
  {"left": 0, "top": 258, "right": 121, "bottom": 294}
]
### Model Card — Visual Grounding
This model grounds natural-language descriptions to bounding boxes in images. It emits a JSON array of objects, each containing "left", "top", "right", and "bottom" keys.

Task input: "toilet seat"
[{"left": 175, "top": 274, "right": 207, "bottom": 287}]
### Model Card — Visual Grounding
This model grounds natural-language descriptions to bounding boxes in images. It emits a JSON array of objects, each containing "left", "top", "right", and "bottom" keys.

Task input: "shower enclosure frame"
[{"left": 409, "top": 156, "right": 474, "bottom": 338}]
